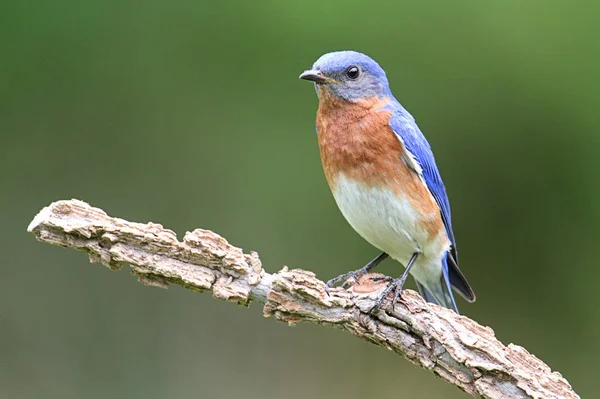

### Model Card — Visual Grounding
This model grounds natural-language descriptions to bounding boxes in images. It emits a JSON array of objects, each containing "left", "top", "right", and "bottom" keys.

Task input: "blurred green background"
[{"left": 1, "top": 1, "right": 597, "bottom": 398}]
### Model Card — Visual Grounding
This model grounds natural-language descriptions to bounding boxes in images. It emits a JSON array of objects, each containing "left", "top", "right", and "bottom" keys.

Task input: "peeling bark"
[{"left": 27, "top": 199, "right": 579, "bottom": 399}]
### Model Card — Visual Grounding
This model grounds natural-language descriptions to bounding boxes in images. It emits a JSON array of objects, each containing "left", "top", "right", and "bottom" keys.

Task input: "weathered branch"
[{"left": 27, "top": 199, "right": 578, "bottom": 399}]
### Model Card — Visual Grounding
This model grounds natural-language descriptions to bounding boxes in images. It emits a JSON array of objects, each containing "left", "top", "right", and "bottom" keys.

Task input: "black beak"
[{"left": 299, "top": 69, "right": 329, "bottom": 84}]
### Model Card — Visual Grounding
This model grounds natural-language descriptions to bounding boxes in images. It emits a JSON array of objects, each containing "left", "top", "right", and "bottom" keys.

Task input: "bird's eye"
[{"left": 345, "top": 66, "right": 360, "bottom": 80}]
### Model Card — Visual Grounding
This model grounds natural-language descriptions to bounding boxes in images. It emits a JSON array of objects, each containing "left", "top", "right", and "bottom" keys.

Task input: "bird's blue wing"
[
  {"left": 388, "top": 111, "right": 457, "bottom": 254},
  {"left": 388, "top": 108, "right": 475, "bottom": 302}
]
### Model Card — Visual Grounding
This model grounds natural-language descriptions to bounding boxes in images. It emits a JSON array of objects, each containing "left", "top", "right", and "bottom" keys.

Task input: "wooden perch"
[{"left": 27, "top": 199, "right": 579, "bottom": 399}]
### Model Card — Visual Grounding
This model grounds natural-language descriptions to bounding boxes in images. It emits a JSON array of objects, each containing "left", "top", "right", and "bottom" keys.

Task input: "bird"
[{"left": 299, "top": 50, "right": 475, "bottom": 313}]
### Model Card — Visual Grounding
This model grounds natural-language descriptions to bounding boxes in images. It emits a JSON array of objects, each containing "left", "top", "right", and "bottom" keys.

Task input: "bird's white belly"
[{"left": 331, "top": 174, "right": 449, "bottom": 284}]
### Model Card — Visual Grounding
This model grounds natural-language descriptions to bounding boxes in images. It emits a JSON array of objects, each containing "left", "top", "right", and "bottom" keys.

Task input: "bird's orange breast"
[{"left": 316, "top": 92, "right": 444, "bottom": 236}]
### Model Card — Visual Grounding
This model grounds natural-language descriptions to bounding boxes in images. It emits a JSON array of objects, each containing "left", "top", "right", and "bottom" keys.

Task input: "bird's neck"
[{"left": 316, "top": 92, "right": 390, "bottom": 133}]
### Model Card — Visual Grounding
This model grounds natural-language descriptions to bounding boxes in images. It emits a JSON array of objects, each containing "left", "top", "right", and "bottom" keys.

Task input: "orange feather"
[{"left": 316, "top": 92, "right": 445, "bottom": 238}]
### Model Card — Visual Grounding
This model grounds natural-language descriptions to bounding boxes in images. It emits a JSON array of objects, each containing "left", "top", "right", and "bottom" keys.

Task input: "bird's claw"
[
  {"left": 325, "top": 269, "right": 370, "bottom": 295},
  {"left": 341, "top": 273, "right": 362, "bottom": 289},
  {"left": 368, "top": 276, "right": 407, "bottom": 314},
  {"left": 368, "top": 275, "right": 393, "bottom": 283}
]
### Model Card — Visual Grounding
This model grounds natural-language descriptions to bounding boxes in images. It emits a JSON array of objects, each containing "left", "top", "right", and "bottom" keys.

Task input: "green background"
[{"left": 2, "top": 1, "right": 597, "bottom": 398}]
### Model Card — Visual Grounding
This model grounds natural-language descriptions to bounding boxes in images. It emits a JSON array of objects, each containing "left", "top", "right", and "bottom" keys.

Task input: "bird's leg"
[
  {"left": 325, "top": 252, "right": 388, "bottom": 295},
  {"left": 368, "top": 252, "right": 419, "bottom": 314}
]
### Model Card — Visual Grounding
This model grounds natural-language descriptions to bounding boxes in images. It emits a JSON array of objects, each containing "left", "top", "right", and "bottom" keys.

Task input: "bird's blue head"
[{"left": 299, "top": 51, "right": 391, "bottom": 102}]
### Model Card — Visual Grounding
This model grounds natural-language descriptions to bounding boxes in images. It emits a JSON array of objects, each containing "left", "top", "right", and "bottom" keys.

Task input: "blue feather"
[
  {"left": 387, "top": 102, "right": 475, "bottom": 303},
  {"left": 387, "top": 106, "right": 457, "bottom": 253}
]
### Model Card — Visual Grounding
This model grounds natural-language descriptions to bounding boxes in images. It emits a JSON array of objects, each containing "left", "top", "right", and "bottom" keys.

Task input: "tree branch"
[{"left": 27, "top": 199, "right": 578, "bottom": 399}]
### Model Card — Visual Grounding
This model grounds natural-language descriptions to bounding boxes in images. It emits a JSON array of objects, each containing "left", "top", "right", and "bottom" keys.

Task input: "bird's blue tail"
[{"left": 415, "top": 257, "right": 459, "bottom": 313}]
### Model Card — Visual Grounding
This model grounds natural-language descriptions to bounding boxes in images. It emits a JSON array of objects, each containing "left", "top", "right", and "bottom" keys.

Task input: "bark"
[{"left": 27, "top": 199, "right": 579, "bottom": 399}]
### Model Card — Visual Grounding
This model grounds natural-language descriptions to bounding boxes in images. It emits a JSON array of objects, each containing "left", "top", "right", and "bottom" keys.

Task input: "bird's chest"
[
  {"left": 315, "top": 98, "right": 447, "bottom": 262},
  {"left": 316, "top": 98, "right": 403, "bottom": 189}
]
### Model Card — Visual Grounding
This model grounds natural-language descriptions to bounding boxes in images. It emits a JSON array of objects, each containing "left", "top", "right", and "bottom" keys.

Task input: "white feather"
[{"left": 332, "top": 173, "right": 450, "bottom": 286}]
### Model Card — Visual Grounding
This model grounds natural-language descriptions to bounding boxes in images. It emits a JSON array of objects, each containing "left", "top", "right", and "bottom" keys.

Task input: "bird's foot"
[
  {"left": 325, "top": 266, "right": 372, "bottom": 296},
  {"left": 324, "top": 253, "right": 389, "bottom": 296},
  {"left": 368, "top": 275, "right": 408, "bottom": 314}
]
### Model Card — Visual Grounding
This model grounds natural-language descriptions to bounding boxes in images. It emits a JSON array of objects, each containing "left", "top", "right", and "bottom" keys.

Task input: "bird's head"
[{"left": 299, "top": 51, "right": 391, "bottom": 102}]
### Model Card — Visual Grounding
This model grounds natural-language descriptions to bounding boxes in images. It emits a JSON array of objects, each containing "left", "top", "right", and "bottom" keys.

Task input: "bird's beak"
[{"left": 299, "top": 69, "right": 332, "bottom": 84}]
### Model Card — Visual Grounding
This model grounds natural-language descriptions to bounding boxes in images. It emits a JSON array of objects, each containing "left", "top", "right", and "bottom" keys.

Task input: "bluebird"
[{"left": 299, "top": 51, "right": 475, "bottom": 313}]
